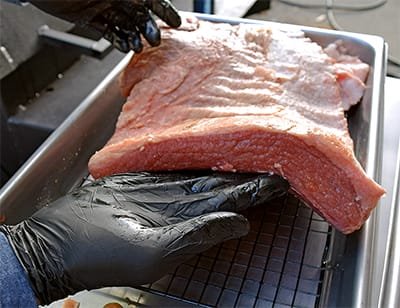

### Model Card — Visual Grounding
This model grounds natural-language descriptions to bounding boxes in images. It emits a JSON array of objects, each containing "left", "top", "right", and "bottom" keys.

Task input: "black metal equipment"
[{"left": 0, "top": 2, "right": 123, "bottom": 186}]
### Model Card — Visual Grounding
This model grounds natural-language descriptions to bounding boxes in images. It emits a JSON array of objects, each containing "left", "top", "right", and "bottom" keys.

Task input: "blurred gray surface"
[
  {"left": 246, "top": 0, "right": 400, "bottom": 76},
  {"left": 0, "top": 1, "right": 125, "bottom": 184},
  {"left": 247, "top": 0, "right": 399, "bottom": 57},
  {"left": 371, "top": 76, "right": 400, "bottom": 307},
  {"left": 0, "top": 1, "right": 72, "bottom": 79}
]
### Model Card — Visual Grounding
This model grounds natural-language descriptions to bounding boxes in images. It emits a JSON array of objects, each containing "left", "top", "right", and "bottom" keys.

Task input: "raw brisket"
[{"left": 88, "top": 17, "right": 385, "bottom": 234}]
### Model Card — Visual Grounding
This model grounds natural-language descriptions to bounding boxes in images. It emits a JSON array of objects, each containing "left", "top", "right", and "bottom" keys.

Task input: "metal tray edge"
[
  {"left": 0, "top": 14, "right": 388, "bottom": 307},
  {"left": 0, "top": 52, "right": 132, "bottom": 220},
  {"left": 192, "top": 13, "right": 387, "bottom": 307}
]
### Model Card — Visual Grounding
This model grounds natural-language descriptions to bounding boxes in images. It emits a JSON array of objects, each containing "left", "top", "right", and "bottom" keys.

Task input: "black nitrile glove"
[
  {"left": 0, "top": 172, "right": 288, "bottom": 305},
  {"left": 29, "top": 0, "right": 181, "bottom": 52}
]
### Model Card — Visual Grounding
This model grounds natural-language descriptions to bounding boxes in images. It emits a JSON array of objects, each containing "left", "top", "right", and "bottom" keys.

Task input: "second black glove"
[
  {"left": 29, "top": 0, "right": 182, "bottom": 52},
  {"left": 0, "top": 172, "right": 288, "bottom": 304}
]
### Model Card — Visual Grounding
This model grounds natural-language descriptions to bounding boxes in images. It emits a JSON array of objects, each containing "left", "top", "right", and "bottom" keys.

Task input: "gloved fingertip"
[
  {"left": 217, "top": 212, "right": 250, "bottom": 239},
  {"left": 259, "top": 174, "right": 290, "bottom": 190},
  {"left": 164, "top": 12, "right": 181, "bottom": 28},
  {"left": 160, "top": 212, "right": 251, "bottom": 263},
  {"left": 146, "top": 0, "right": 182, "bottom": 28},
  {"left": 129, "top": 33, "right": 143, "bottom": 53},
  {"left": 256, "top": 174, "right": 289, "bottom": 201},
  {"left": 199, "top": 212, "right": 250, "bottom": 242},
  {"left": 116, "top": 39, "right": 131, "bottom": 53},
  {"left": 133, "top": 42, "right": 144, "bottom": 53},
  {"left": 141, "top": 18, "right": 161, "bottom": 47}
]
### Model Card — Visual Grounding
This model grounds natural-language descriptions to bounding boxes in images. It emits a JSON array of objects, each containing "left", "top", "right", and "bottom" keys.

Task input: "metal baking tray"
[{"left": 0, "top": 14, "right": 387, "bottom": 307}]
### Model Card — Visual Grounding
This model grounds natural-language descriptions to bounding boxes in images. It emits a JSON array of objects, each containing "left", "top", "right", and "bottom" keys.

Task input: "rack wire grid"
[{"left": 137, "top": 193, "right": 332, "bottom": 307}]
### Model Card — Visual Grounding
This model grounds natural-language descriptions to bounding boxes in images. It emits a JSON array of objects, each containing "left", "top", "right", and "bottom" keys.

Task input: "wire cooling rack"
[{"left": 138, "top": 193, "right": 332, "bottom": 307}]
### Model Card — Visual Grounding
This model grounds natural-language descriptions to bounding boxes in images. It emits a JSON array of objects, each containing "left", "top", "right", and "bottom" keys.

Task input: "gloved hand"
[
  {"left": 29, "top": 0, "right": 181, "bottom": 52},
  {"left": 0, "top": 172, "right": 288, "bottom": 304}
]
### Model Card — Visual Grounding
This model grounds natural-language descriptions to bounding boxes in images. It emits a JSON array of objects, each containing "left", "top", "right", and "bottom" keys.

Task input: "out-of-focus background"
[{"left": 0, "top": 0, "right": 399, "bottom": 186}]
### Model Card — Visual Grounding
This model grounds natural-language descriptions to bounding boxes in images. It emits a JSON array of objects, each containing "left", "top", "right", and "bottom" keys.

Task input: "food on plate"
[
  {"left": 62, "top": 298, "right": 80, "bottom": 308},
  {"left": 88, "top": 17, "right": 385, "bottom": 234},
  {"left": 103, "top": 303, "right": 123, "bottom": 308}
]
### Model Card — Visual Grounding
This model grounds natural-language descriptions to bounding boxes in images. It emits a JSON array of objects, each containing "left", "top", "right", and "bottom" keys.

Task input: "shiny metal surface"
[
  {"left": 369, "top": 76, "right": 400, "bottom": 308},
  {"left": 347, "top": 37, "right": 386, "bottom": 308},
  {"left": 0, "top": 14, "right": 389, "bottom": 307},
  {"left": 184, "top": 13, "right": 389, "bottom": 308},
  {"left": 379, "top": 141, "right": 400, "bottom": 307},
  {"left": 378, "top": 80, "right": 400, "bottom": 308},
  {"left": 0, "top": 52, "right": 131, "bottom": 223},
  {"left": 38, "top": 25, "right": 113, "bottom": 59}
]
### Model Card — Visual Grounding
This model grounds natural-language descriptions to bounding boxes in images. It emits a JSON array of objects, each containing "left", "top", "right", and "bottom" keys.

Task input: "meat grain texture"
[{"left": 89, "top": 17, "right": 385, "bottom": 234}]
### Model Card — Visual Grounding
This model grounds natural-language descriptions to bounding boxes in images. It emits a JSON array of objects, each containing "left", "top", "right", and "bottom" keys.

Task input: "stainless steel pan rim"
[{"left": 0, "top": 13, "right": 388, "bottom": 307}]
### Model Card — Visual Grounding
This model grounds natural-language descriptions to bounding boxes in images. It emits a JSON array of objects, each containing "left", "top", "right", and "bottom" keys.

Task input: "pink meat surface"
[
  {"left": 88, "top": 17, "right": 385, "bottom": 234},
  {"left": 324, "top": 41, "right": 370, "bottom": 110}
]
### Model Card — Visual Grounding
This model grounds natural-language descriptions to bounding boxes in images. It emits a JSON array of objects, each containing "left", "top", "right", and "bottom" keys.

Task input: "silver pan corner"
[{"left": 0, "top": 14, "right": 389, "bottom": 307}]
